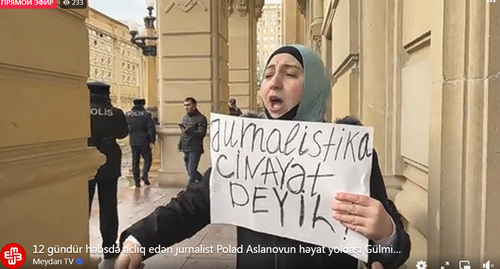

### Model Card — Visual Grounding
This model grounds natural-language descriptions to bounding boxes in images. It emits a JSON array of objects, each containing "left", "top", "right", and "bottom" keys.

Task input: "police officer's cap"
[
  {"left": 133, "top": 99, "right": 146, "bottom": 105},
  {"left": 87, "top": 81, "right": 110, "bottom": 95}
]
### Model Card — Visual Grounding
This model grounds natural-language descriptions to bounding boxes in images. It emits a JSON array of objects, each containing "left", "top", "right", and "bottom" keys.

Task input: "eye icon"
[{"left": 63, "top": 0, "right": 70, "bottom": 4}]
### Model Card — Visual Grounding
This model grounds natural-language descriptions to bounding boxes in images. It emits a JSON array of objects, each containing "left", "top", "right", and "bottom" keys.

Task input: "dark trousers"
[
  {"left": 131, "top": 145, "right": 152, "bottom": 182},
  {"left": 183, "top": 151, "right": 202, "bottom": 186},
  {"left": 88, "top": 177, "right": 118, "bottom": 248}
]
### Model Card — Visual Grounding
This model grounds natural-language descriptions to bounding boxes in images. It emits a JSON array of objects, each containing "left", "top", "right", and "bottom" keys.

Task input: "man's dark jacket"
[
  {"left": 89, "top": 97, "right": 129, "bottom": 180},
  {"left": 119, "top": 154, "right": 411, "bottom": 269},
  {"left": 177, "top": 109, "right": 207, "bottom": 153},
  {"left": 125, "top": 106, "right": 156, "bottom": 146},
  {"left": 229, "top": 106, "right": 242, "bottom": 116}
]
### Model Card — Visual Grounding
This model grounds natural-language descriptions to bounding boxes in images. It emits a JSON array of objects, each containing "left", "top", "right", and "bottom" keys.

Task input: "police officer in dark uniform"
[
  {"left": 87, "top": 81, "right": 129, "bottom": 260},
  {"left": 125, "top": 99, "right": 156, "bottom": 188}
]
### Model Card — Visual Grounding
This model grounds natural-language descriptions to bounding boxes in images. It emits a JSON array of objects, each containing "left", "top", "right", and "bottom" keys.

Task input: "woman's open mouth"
[{"left": 268, "top": 96, "right": 284, "bottom": 111}]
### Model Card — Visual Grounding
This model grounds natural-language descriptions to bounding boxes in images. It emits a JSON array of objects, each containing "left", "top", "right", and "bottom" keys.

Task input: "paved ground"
[{"left": 90, "top": 152, "right": 237, "bottom": 269}]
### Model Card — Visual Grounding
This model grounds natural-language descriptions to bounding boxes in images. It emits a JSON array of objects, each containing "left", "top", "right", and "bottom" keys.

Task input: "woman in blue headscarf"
[{"left": 115, "top": 45, "right": 411, "bottom": 269}]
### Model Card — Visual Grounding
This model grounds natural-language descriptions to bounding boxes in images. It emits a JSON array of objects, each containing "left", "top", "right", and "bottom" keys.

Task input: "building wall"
[
  {"left": 288, "top": 0, "right": 500, "bottom": 267},
  {"left": 86, "top": 8, "right": 145, "bottom": 112},
  {"left": 0, "top": 7, "right": 102, "bottom": 268},
  {"left": 318, "top": 1, "right": 432, "bottom": 264}
]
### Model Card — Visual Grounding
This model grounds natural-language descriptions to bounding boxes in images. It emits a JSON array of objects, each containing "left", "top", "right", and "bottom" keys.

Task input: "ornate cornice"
[
  {"left": 313, "top": 35, "right": 322, "bottom": 56},
  {"left": 227, "top": 0, "right": 233, "bottom": 15},
  {"left": 221, "top": 0, "right": 230, "bottom": 21},
  {"left": 321, "top": 0, "right": 339, "bottom": 38},
  {"left": 297, "top": 0, "right": 306, "bottom": 15},
  {"left": 237, "top": 0, "right": 248, "bottom": 17},
  {"left": 164, "top": 0, "right": 208, "bottom": 14},
  {"left": 227, "top": 0, "right": 249, "bottom": 17},
  {"left": 255, "top": 0, "right": 265, "bottom": 20}
]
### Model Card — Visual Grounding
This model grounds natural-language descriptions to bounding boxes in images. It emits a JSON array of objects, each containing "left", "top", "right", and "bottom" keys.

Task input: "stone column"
[
  {"left": 156, "top": 0, "right": 229, "bottom": 187},
  {"left": 359, "top": 0, "right": 390, "bottom": 171},
  {"left": 144, "top": 25, "right": 161, "bottom": 175},
  {"left": 308, "top": 0, "right": 323, "bottom": 54},
  {"left": 295, "top": 0, "right": 306, "bottom": 45},
  {"left": 145, "top": 27, "right": 158, "bottom": 108},
  {"left": 427, "top": 0, "right": 500, "bottom": 267},
  {"left": 227, "top": 0, "right": 263, "bottom": 112},
  {"left": 282, "top": 0, "right": 301, "bottom": 44},
  {"left": 0, "top": 7, "right": 102, "bottom": 269},
  {"left": 329, "top": 0, "right": 360, "bottom": 121}
]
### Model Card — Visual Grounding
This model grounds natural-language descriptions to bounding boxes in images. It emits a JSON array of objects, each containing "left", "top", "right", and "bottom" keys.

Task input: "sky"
[{"left": 89, "top": 0, "right": 281, "bottom": 28}]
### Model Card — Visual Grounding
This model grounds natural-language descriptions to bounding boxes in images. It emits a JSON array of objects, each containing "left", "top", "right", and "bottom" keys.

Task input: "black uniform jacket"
[
  {"left": 119, "top": 149, "right": 411, "bottom": 269},
  {"left": 90, "top": 102, "right": 129, "bottom": 180},
  {"left": 126, "top": 106, "right": 156, "bottom": 146}
]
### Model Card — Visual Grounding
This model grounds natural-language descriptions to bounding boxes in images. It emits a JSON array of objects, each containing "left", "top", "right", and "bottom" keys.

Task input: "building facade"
[
  {"left": 256, "top": 3, "right": 282, "bottom": 80},
  {"left": 86, "top": 8, "right": 146, "bottom": 112},
  {"left": 282, "top": 0, "right": 500, "bottom": 267}
]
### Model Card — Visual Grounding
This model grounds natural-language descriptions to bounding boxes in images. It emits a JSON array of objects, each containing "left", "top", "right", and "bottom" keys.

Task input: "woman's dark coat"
[{"left": 119, "top": 149, "right": 410, "bottom": 269}]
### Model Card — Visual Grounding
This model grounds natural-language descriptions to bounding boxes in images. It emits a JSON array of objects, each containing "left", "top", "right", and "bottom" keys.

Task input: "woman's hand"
[
  {"left": 115, "top": 241, "right": 144, "bottom": 269},
  {"left": 332, "top": 192, "right": 394, "bottom": 242}
]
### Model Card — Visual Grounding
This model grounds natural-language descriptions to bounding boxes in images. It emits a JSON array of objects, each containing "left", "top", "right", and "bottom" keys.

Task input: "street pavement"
[{"left": 89, "top": 175, "right": 237, "bottom": 269}]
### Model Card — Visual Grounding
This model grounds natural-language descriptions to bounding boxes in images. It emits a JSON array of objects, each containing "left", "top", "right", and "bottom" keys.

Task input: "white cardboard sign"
[{"left": 209, "top": 113, "right": 373, "bottom": 262}]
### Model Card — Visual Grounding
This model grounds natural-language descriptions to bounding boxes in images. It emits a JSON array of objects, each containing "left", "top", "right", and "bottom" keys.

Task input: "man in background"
[
  {"left": 228, "top": 98, "right": 242, "bottom": 116},
  {"left": 125, "top": 99, "right": 156, "bottom": 188},
  {"left": 178, "top": 97, "right": 207, "bottom": 186},
  {"left": 146, "top": 106, "right": 159, "bottom": 125},
  {"left": 87, "top": 81, "right": 129, "bottom": 260}
]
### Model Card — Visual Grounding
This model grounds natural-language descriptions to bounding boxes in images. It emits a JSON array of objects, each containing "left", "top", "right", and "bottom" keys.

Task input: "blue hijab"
[{"left": 264, "top": 44, "right": 330, "bottom": 122}]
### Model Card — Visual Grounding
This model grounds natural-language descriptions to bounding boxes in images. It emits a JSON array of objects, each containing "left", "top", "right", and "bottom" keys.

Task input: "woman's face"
[{"left": 260, "top": 53, "right": 304, "bottom": 118}]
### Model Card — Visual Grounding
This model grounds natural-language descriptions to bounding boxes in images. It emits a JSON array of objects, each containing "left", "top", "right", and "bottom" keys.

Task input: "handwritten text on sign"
[{"left": 209, "top": 113, "right": 373, "bottom": 262}]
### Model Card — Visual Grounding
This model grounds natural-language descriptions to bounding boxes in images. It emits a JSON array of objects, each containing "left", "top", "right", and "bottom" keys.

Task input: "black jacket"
[
  {"left": 177, "top": 109, "right": 207, "bottom": 153},
  {"left": 125, "top": 106, "right": 156, "bottom": 146},
  {"left": 89, "top": 98, "right": 129, "bottom": 180},
  {"left": 229, "top": 106, "right": 242, "bottom": 116},
  {"left": 119, "top": 150, "right": 410, "bottom": 269}
]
